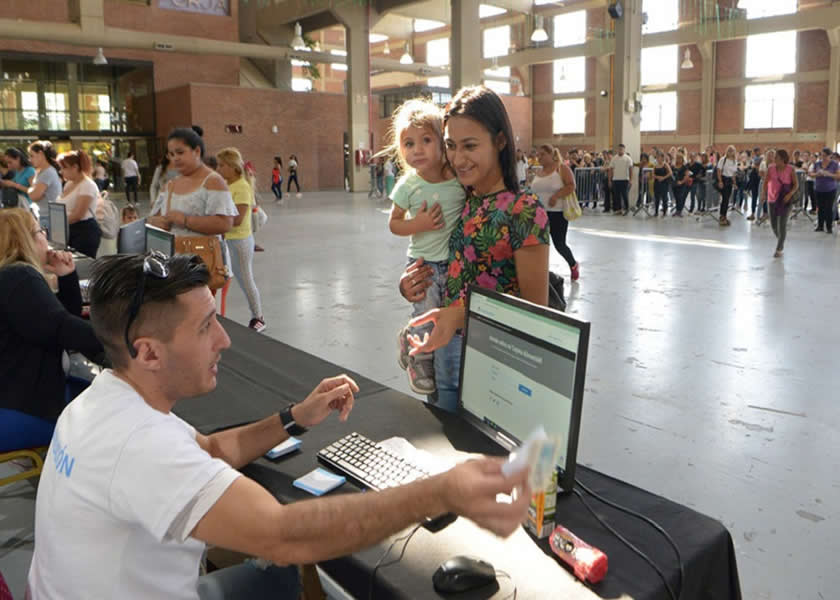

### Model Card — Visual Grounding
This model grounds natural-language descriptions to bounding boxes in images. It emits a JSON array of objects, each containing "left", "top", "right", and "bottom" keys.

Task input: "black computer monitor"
[
  {"left": 458, "top": 286, "right": 590, "bottom": 493},
  {"left": 118, "top": 218, "right": 147, "bottom": 254},
  {"left": 144, "top": 224, "right": 175, "bottom": 257},
  {"left": 48, "top": 202, "right": 68, "bottom": 247}
]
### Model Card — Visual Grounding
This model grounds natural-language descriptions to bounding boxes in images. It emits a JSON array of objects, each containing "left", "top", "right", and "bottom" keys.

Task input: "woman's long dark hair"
[
  {"left": 27, "top": 140, "right": 61, "bottom": 174},
  {"left": 4, "top": 147, "right": 31, "bottom": 170},
  {"left": 444, "top": 86, "right": 519, "bottom": 195}
]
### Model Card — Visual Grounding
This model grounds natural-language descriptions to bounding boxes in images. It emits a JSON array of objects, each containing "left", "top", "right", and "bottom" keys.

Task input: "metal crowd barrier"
[{"left": 573, "top": 167, "right": 607, "bottom": 206}]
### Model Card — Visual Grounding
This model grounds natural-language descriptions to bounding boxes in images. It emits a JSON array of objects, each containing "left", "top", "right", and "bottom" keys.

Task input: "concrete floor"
[{"left": 2, "top": 191, "right": 838, "bottom": 599}]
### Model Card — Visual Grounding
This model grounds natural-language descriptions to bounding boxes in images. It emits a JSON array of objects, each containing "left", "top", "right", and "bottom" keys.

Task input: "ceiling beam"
[{"left": 498, "top": 3, "right": 840, "bottom": 68}]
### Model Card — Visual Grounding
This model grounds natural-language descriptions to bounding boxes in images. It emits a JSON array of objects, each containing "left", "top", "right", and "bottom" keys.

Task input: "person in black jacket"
[{"left": 0, "top": 208, "right": 104, "bottom": 453}]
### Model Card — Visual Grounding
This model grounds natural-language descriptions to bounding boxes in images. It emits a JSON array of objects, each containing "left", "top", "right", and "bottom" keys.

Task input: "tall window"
[
  {"left": 414, "top": 19, "right": 445, "bottom": 32},
  {"left": 479, "top": 4, "right": 507, "bottom": 18},
  {"left": 426, "top": 38, "right": 450, "bottom": 89},
  {"left": 483, "top": 25, "right": 511, "bottom": 95},
  {"left": 79, "top": 85, "right": 111, "bottom": 131},
  {"left": 643, "top": 0, "right": 678, "bottom": 34},
  {"left": 330, "top": 49, "right": 347, "bottom": 72},
  {"left": 744, "top": 83, "right": 794, "bottom": 129},
  {"left": 553, "top": 57, "right": 585, "bottom": 94},
  {"left": 553, "top": 10, "right": 586, "bottom": 48},
  {"left": 553, "top": 98, "right": 586, "bottom": 134},
  {"left": 44, "top": 89, "right": 69, "bottom": 130},
  {"left": 640, "top": 91, "right": 677, "bottom": 131},
  {"left": 737, "top": 0, "right": 796, "bottom": 19},
  {"left": 292, "top": 78, "right": 312, "bottom": 92},
  {"left": 745, "top": 31, "right": 796, "bottom": 78},
  {"left": 641, "top": 45, "right": 678, "bottom": 86}
]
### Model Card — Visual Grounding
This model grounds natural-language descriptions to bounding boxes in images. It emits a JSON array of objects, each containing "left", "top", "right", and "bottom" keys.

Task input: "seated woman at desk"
[
  {"left": 398, "top": 86, "right": 550, "bottom": 411},
  {"left": 0, "top": 208, "right": 104, "bottom": 453},
  {"left": 57, "top": 150, "right": 102, "bottom": 258}
]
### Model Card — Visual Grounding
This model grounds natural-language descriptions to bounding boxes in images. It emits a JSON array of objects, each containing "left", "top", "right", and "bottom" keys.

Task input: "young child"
[
  {"left": 387, "top": 99, "right": 466, "bottom": 396},
  {"left": 121, "top": 204, "right": 138, "bottom": 225}
]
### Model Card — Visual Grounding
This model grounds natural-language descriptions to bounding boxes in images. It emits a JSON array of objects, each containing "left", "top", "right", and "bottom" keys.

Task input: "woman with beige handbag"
[
  {"left": 147, "top": 128, "right": 237, "bottom": 291},
  {"left": 530, "top": 145, "right": 581, "bottom": 281}
]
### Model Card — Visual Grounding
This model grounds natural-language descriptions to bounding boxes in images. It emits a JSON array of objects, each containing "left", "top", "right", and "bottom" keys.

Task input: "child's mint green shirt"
[{"left": 391, "top": 171, "right": 466, "bottom": 262}]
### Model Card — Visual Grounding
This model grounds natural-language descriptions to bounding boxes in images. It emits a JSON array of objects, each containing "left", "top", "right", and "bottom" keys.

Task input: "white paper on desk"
[{"left": 379, "top": 437, "right": 455, "bottom": 475}]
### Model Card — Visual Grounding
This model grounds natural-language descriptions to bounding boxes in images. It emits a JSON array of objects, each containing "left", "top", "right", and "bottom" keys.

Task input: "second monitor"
[
  {"left": 145, "top": 224, "right": 175, "bottom": 257},
  {"left": 48, "top": 202, "right": 68, "bottom": 248}
]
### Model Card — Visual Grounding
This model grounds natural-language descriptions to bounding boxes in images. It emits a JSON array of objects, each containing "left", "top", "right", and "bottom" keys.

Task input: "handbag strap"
[{"left": 165, "top": 180, "right": 174, "bottom": 215}]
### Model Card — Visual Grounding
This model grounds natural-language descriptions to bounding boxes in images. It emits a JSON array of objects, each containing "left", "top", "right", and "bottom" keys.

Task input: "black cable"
[
  {"left": 494, "top": 569, "right": 518, "bottom": 600},
  {"left": 575, "top": 477, "right": 684, "bottom": 599},
  {"left": 572, "top": 489, "right": 678, "bottom": 600},
  {"left": 368, "top": 523, "right": 423, "bottom": 600}
]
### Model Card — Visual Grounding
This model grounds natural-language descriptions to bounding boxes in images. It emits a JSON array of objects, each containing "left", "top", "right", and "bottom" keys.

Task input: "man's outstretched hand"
[{"left": 294, "top": 374, "right": 360, "bottom": 428}]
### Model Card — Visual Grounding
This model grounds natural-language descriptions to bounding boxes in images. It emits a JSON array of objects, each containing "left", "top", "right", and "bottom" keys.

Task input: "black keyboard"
[
  {"left": 317, "top": 432, "right": 431, "bottom": 490},
  {"left": 317, "top": 432, "right": 457, "bottom": 531}
]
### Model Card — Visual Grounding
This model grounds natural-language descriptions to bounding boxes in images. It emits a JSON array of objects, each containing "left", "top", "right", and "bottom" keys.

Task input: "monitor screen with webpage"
[
  {"left": 145, "top": 225, "right": 175, "bottom": 257},
  {"left": 48, "top": 202, "right": 68, "bottom": 247},
  {"left": 458, "top": 286, "right": 589, "bottom": 492}
]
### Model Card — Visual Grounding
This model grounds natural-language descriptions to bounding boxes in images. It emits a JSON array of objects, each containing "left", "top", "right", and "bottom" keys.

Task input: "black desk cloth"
[{"left": 175, "top": 318, "right": 742, "bottom": 600}]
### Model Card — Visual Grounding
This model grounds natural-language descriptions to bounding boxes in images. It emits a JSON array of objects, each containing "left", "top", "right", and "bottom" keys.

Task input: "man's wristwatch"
[{"left": 279, "top": 404, "right": 308, "bottom": 436}]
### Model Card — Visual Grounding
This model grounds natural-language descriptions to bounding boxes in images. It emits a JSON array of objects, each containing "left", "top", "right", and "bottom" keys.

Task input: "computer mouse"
[{"left": 432, "top": 555, "right": 497, "bottom": 594}]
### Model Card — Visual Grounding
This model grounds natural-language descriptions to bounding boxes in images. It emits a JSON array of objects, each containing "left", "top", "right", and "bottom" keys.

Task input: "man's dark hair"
[
  {"left": 168, "top": 127, "right": 206, "bottom": 158},
  {"left": 88, "top": 254, "right": 209, "bottom": 369},
  {"left": 444, "top": 85, "right": 520, "bottom": 195}
]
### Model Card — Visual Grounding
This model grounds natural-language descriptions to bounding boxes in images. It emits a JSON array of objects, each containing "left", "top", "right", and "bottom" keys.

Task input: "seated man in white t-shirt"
[{"left": 27, "top": 253, "right": 530, "bottom": 600}]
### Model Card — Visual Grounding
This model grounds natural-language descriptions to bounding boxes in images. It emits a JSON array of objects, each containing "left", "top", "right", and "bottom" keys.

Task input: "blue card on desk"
[
  {"left": 293, "top": 468, "right": 346, "bottom": 496},
  {"left": 265, "top": 437, "right": 301, "bottom": 460}
]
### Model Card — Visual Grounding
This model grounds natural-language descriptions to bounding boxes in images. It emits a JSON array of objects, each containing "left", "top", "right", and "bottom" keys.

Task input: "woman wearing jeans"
[
  {"left": 217, "top": 147, "right": 266, "bottom": 332},
  {"left": 813, "top": 147, "right": 840, "bottom": 233},
  {"left": 531, "top": 144, "right": 580, "bottom": 280},
  {"left": 762, "top": 149, "right": 798, "bottom": 258},
  {"left": 716, "top": 145, "right": 738, "bottom": 227}
]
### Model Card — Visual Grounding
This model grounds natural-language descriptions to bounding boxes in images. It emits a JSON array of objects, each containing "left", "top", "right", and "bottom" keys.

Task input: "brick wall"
[{"left": 187, "top": 84, "right": 349, "bottom": 191}]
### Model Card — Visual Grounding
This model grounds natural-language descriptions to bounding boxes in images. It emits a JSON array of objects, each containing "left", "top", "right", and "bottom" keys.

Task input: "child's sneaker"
[
  {"left": 397, "top": 326, "right": 411, "bottom": 370},
  {"left": 407, "top": 354, "right": 436, "bottom": 395}
]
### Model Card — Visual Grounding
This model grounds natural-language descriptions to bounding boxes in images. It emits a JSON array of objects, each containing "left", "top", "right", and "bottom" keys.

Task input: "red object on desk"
[{"left": 550, "top": 524, "right": 608, "bottom": 584}]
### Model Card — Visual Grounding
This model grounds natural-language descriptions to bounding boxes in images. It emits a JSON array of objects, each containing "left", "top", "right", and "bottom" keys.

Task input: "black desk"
[{"left": 175, "top": 318, "right": 741, "bottom": 600}]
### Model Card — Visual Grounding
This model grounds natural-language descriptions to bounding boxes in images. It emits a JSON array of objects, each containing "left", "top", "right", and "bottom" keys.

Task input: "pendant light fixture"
[
  {"left": 93, "top": 47, "right": 108, "bottom": 65},
  {"left": 400, "top": 41, "right": 414, "bottom": 65},
  {"left": 291, "top": 22, "right": 306, "bottom": 50},
  {"left": 680, "top": 48, "right": 694, "bottom": 69},
  {"left": 383, "top": 41, "right": 391, "bottom": 55},
  {"left": 530, "top": 15, "right": 549, "bottom": 43}
]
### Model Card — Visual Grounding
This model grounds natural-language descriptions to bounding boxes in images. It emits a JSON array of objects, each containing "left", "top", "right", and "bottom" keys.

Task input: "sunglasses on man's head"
[{"left": 124, "top": 251, "right": 170, "bottom": 359}]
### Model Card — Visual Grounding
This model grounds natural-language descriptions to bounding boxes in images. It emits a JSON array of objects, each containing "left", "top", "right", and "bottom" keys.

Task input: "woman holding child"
[{"left": 394, "top": 86, "right": 550, "bottom": 411}]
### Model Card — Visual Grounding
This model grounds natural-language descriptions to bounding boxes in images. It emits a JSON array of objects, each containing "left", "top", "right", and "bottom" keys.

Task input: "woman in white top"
[
  {"left": 147, "top": 128, "right": 236, "bottom": 285},
  {"left": 716, "top": 145, "right": 739, "bottom": 226},
  {"left": 57, "top": 150, "right": 101, "bottom": 258},
  {"left": 530, "top": 144, "right": 580, "bottom": 280}
]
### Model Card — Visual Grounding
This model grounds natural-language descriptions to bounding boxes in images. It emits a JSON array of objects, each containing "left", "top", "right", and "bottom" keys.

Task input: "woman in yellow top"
[{"left": 216, "top": 147, "right": 266, "bottom": 332}]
